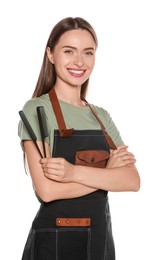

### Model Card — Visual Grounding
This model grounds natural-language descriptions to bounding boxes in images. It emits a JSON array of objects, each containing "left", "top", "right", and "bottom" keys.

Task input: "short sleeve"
[
  {"left": 18, "top": 94, "right": 56, "bottom": 152},
  {"left": 18, "top": 99, "right": 42, "bottom": 142},
  {"left": 92, "top": 105, "right": 124, "bottom": 147},
  {"left": 106, "top": 111, "right": 124, "bottom": 146}
]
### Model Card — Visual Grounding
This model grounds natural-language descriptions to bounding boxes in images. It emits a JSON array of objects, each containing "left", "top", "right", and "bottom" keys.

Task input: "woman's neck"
[{"left": 54, "top": 85, "right": 86, "bottom": 107}]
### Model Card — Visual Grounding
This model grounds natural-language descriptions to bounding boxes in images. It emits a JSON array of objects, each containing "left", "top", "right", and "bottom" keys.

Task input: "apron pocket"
[
  {"left": 33, "top": 228, "right": 57, "bottom": 260},
  {"left": 75, "top": 150, "right": 109, "bottom": 168},
  {"left": 57, "top": 227, "right": 91, "bottom": 260},
  {"left": 29, "top": 227, "right": 91, "bottom": 260}
]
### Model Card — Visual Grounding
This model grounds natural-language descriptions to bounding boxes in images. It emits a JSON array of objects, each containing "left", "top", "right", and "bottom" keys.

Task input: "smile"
[{"left": 67, "top": 69, "right": 86, "bottom": 77}]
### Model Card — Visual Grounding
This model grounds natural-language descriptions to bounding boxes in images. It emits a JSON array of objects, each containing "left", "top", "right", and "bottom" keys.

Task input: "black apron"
[{"left": 21, "top": 89, "right": 117, "bottom": 260}]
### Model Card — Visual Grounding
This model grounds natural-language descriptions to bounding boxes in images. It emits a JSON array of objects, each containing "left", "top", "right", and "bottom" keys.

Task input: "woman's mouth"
[{"left": 67, "top": 69, "right": 86, "bottom": 77}]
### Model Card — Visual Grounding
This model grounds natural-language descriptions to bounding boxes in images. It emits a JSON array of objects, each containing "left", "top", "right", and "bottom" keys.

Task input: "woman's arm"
[
  {"left": 41, "top": 146, "right": 140, "bottom": 192},
  {"left": 24, "top": 140, "right": 97, "bottom": 203},
  {"left": 73, "top": 164, "right": 140, "bottom": 192}
]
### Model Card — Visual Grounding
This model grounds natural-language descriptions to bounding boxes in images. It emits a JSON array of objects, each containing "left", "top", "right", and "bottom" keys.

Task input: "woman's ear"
[{"left": 46, "top": 47, "right": 54, "bottom": 64}]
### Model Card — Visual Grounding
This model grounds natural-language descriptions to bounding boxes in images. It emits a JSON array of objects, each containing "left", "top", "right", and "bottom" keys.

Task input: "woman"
[{"left": 18, "top": 17, "right": 140, "bottom": 260}]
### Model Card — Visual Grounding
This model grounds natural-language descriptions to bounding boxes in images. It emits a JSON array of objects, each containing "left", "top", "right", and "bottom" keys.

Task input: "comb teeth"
[
  {"left": 37, "top": 106, "right": 48, "bottom": 138},
  {"left": 37, "top": 106, "right": 48, "bottom": 158},
  {"left": 19, "top": 110, "right": 43, "bottom": 158},
  {"left": 19, "top": 111, "right": 37, "bottom": 141}
]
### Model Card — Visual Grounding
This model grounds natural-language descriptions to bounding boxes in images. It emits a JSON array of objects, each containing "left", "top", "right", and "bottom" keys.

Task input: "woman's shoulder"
[
  {"left": 90, "top": 104, "right": 110, "bottom": 119},
  {"left": 20, "top": 94, "right": 53, "bottom": 125},
  {"left": 23, "top": 94, "right": 50, "bottom": 112}
]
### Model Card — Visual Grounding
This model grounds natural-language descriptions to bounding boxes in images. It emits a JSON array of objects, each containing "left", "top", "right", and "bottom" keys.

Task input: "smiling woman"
[
  {"left": 46, "top": 29, "right": 96, "bottom": 93},
  {"left": 18, "top": 17, "right": 140, "bottom": 260}
]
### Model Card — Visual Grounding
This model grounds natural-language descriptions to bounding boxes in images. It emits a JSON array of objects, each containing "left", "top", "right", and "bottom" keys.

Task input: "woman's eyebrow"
[{"left": 62, "top": 45, "right": 95, "bottom": 51}]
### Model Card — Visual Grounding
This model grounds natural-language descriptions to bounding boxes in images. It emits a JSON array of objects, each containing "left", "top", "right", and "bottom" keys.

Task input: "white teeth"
[{"left": 68, "top": 69, "right": 84, "bottom": 74}]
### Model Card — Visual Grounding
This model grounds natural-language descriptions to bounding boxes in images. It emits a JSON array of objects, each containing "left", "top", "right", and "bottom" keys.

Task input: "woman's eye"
[
  {"left": 64, "top": 49, "right": 73, "bottom": 54},
  {"left": 85, "top": 51, "right": 94, "bottom": 56}
]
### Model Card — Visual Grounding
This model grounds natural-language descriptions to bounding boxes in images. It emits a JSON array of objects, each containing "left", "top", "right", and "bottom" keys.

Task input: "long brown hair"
[{"left": 32, "top": 17, "right": 98, "bottom": 98}]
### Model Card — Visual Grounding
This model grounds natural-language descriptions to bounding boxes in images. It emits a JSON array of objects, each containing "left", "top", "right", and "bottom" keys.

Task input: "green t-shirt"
[{"left": 18, "top": 93, "right": 124, "bottom": 153}]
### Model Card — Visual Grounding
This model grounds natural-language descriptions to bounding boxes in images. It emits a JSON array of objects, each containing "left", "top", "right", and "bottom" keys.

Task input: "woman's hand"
[
  {"left": 40, "top": 157, "right": 75, "bottom": 182},
  {"left": 106, "top": 145, "right": 136, "bottom": 169}
]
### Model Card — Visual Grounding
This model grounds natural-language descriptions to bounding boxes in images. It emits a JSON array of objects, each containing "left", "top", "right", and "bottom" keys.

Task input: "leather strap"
[
  {"left": 81, "top": 96, "right": 117, "bottom": 150},
  {"left": 56, "top": 218, "right": 91, "bottom": 227},
  {"left": 49, "top": 88, "right": 117, "bottom": 149},
  {"left": 49, "top": 88, "right": 74, "bottom": 137}
]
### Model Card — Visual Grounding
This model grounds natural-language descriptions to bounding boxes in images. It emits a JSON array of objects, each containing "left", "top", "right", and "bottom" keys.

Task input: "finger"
[
  {"left": 111, "top": 150, "right": 134, "bottom": 158},
  {"left": 117, "top": 152, "right": 135, "bottom": 162},
  {"left": 111, "top": 146, "right": 128, "bottom": 155},
  {"left": 117, "top": 145, "right": 128, "bottom": 150},
  {"left": 42, "top": 164, "right": 64, "bottom": 175},
  {"left": 42, "top": 166, "right": 59, "bottom": 174},
  {"left": 119, "top": 151, "right": 134, "bottom": 158},
  {"left": 40, "top": 157, "right": 64, "bottom": 164},
  {"left": 44, "top": 172, "right": 61, "bottom": 181},
  {"left": 122, "top": 157, "right": 136, "bottom": 165},
  {"left": 41, "top": 161, "right": 63, "bottom": 168}
]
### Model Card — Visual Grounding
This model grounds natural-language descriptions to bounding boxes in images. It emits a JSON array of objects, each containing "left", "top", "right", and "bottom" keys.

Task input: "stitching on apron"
[
  {"left": 87, "top": 228, "right": 91, "bottom": 260},
  {"left": 56, "top": 229, "right": 58, "bottom": 260},
  {"left": 54, "top": 133, "right": 105, "bottom": 137}
]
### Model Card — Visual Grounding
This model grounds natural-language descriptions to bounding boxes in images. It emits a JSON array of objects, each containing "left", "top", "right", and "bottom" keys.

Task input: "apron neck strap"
[
  {"left": 49, "top": 88, "right": 74, "bottom": 137},
  {"left": 49, "top": 88, "right": 117, "bottom": 150},
  {"left": 81, "top": 96, "right": 117, "bottom": 150}
]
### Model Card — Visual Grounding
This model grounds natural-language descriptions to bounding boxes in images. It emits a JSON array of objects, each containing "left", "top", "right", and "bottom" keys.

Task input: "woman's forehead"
[{"left": 57, "top": 29, "right": 96, "bottom": 49}]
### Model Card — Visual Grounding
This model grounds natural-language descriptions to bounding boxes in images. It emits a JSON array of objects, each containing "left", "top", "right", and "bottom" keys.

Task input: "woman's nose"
[{"left": 73, "top": 54, "right": 84, "bottom": 67}]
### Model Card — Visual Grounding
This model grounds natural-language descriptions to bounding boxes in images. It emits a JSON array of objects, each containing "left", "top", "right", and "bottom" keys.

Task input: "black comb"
[{"left": 19, "top": 110, "right": 43, "bottom": 158}]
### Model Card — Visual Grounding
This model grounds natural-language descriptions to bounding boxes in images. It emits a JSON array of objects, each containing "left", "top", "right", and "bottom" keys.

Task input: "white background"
[{"left": 0, "top": 0, "right": 158, "bottom": 259}]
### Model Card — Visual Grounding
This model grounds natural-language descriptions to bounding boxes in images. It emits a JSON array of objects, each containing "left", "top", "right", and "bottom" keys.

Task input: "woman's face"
[{"left": 48, "top": 29, "right": 96, "bottom": 88}]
